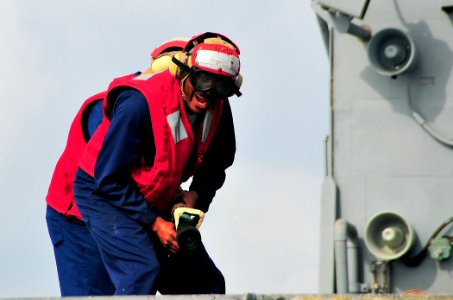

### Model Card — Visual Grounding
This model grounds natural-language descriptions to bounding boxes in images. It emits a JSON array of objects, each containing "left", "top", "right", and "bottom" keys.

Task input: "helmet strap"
[{"left": 171, "top": 55, "right": 192, "bottom": 78}]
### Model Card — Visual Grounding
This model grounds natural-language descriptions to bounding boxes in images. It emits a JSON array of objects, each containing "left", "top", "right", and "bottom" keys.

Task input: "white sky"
[{"left": 0, "top": 0, "right": 329, "bottom": 297}]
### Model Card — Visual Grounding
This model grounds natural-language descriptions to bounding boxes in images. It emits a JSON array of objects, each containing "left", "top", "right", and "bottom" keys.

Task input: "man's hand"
[
  {"left": 151, "top": 216, "right": 179, "bottom": 253},
  {"left": 174, "top": 190, "right": 198, "bottom": 209}
]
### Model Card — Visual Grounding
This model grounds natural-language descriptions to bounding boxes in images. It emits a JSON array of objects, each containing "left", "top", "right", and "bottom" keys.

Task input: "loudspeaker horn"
[
  {"left": 364, "top": 211, "right": 415, "bottom": 260},
  {"left": 367, "top": 28, "right": 417, "bottom": 76}
]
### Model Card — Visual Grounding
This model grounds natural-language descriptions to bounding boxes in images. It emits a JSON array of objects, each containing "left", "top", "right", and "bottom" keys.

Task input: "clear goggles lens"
[{"left": 189, "top": 70, "right": 235, "bottom": 98}]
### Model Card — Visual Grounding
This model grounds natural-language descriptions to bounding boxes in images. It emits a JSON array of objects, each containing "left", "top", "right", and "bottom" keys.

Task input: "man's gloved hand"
[{"left": 151, "top": 216, "right": 179, "bottom": 253}]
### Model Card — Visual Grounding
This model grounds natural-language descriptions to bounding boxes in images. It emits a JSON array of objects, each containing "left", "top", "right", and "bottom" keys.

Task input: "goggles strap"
[{"left": 172, "top": 55, "right": 192, "bottom": 77}]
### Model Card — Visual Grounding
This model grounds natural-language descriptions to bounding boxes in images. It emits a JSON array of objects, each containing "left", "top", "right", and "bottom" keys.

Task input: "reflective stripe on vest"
[
  {"left": 201, "top": 111, "right": 213, "bottom": 143},
  {"left": 166, "top": 110, "right": 188, "bottom": 144}
]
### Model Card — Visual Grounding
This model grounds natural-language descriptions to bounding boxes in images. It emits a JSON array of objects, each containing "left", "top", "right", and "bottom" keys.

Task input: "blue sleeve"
[
  {"left": 81, "top": 99, "right": 103, "bottom": 141},
  {"left": 86, "top": 100, "right": 103, "bottom": 139},
  {"left": 94, "top": 89, "right": 157, "bottom": 225},
  {"left": 190, "top": 100, "right": 236, "bottom": 212}
]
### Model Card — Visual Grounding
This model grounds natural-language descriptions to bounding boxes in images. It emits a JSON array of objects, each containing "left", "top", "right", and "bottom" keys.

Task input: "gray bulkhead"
[{"left": 313, "top": 0, "right": 453, "bottom": 294}]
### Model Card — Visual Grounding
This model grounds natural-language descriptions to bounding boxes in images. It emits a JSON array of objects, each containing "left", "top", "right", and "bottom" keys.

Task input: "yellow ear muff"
[
  {"left": 151, "top": 55, "right": 172, "bottom": 73},
  {"left": 142, "top": 50, "right": 187, "bottom": 76},
  {"left": 169, "top": 51, "right": 191, "bottom": 79}
]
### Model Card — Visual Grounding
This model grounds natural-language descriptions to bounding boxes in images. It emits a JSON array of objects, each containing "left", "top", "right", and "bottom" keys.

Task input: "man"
[
  {"left": 73, "top": 32, "right": 242, "bottom": 295},
  {"left": 45, "top": 38, "right": 188, "bottom": 296}
]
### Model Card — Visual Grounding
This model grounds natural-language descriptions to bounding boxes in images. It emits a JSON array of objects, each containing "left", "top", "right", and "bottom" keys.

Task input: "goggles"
[{"left": 188, "top": 69, "right": 237, "bottom": 98}]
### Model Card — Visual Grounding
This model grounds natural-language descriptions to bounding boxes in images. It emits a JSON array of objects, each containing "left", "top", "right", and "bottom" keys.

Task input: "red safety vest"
[
  {"left": 46, "top": 92, "right": 106, "bottom": 220},
  {"left": 79, "top": 71, "right": 224, "bottom": 212}
]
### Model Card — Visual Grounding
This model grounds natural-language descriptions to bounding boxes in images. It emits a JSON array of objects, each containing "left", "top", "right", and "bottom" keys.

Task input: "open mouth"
[{"left": 195, "top": 94, "right": 209, "bottom": 109}]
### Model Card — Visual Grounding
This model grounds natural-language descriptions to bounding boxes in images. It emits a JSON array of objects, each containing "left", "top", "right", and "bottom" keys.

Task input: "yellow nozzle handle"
[{"left": 173, "top": 207, "right": 205, "bottom": 229}]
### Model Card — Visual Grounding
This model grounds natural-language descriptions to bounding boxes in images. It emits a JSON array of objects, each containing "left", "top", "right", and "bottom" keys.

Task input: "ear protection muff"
[
  {"left": 150, "top": 55, "right": 172, "bottom": 73},
  {"left": 140, "top": 50, "right": 187, "bottom": 76},
  {"left": 231, "top": 73, "right": 243, "bottom": 97},
  {"left": 168, "top": 51, "right": 192, "bottom": 79},
  {"left": 152, "top": 50, "right": 188, "bottom": 74}
]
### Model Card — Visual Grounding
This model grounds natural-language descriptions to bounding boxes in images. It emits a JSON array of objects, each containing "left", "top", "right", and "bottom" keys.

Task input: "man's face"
[{"left": 182, "top": 75, "right": 221, "bottom": 114}]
